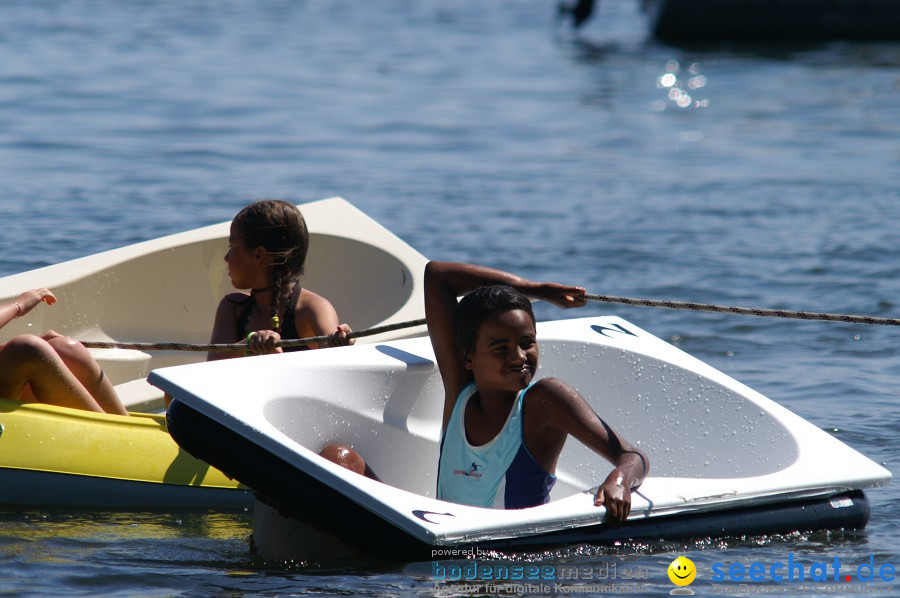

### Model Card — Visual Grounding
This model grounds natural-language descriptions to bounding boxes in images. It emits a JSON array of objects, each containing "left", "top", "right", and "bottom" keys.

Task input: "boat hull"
[
  {"left": 0, "top": 399, "right": 250, "bottom": 510},
  {"left": 647, "top": 0, "right": 900, "bottom": 41},
  {"left": 168, "top": 398, "right": 870, "bottom": 561},
  {"left": 154, "top": 316, "right": 890, "bottom": 559}
]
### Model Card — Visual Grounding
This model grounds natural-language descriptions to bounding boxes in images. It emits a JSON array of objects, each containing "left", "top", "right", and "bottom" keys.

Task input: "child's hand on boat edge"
[{"left": 594, "top": 472, "right": 633, "bottom": 522}]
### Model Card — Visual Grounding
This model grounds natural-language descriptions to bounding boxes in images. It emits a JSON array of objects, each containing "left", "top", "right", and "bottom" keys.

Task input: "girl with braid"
[
  {"left": 205, "top": 199, "right": 375, "bottom": 479},
  {"left": 208, "top": 199, "right": 353, "bottom": 361}
]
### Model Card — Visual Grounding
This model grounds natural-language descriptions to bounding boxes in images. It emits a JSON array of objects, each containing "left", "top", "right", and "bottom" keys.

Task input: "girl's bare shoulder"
[
  {"left": 527, "top": 377, "right": 589, "bottom": 417},
  {"left": 296, "top": 288, "right": 337, "bottom": 313},
  {"left": 531, "top": 377, "right": 579, "bottom": 398}
]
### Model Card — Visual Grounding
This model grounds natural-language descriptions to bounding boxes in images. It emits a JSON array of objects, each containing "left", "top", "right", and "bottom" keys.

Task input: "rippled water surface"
[{"left": 2, "top": 1, "right": 900, "bottom": 596}]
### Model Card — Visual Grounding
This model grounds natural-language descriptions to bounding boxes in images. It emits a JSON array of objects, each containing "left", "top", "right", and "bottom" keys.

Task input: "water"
[{"left": 2, "top": 0, "right": 899, "bottom": 595}]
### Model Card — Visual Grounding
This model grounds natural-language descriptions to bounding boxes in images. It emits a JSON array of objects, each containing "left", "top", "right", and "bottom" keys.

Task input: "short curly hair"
[{"left": 451, "top": 285, "right": 536, "bottom": 361}]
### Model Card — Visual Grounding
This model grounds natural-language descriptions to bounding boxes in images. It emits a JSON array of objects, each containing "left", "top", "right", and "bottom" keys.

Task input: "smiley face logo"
[{"left": 668, "top": 556, "right": 697, "bottom": 586}]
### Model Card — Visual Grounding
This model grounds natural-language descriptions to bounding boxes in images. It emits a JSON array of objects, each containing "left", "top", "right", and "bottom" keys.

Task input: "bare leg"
[
  {"left": 0, "top": 335, "right": 105, "bottom": 413},
  {"left": 42, "top": 331, "right": 128, "bottom": 416}
]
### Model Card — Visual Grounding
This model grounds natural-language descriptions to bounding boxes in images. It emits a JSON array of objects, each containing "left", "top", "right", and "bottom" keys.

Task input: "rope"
[
  {"left": 582, "top": 293, "right": 900, "bottom": 326},
  {"left": 78, "top": 293, "right": 899, "bottom": 353},
  {"left": 80, "top": 318, "right": 427, "bottom": 352}
]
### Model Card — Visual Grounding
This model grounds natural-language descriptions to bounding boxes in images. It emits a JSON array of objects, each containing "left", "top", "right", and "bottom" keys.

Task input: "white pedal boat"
[
  {"left": 0, "top": 197, "right": 427, "bottom": 509},
  {"left": 153, "top": 316, "right": 891, "bottom": 559},
  {"left": 0, "top": 196, "right": 427, "bottom": 413}
]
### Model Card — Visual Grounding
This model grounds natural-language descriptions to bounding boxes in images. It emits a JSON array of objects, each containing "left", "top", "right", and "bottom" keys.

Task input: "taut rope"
[
  {"left": 78, "top": 293, "right": 899, "bottom": 352},
  {"left": 581, "top": 294, "right": 900, "bottom": 327},
  {"left": 80, "top": 318, "right": 427, "bottom": 352}
]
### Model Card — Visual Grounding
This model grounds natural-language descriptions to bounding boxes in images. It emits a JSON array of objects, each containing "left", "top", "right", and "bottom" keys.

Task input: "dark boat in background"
[
  {"left": 647, "top": 0, "right": 900, "bottom": 42},
  {"left": 563, "top": 0, "right": 900, "bottom": 42}
]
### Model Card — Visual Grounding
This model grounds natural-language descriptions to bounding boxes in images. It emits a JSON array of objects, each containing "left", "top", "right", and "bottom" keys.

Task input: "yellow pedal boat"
[{"left": 0, "top": 398, "right": 249, "bottom": 509}]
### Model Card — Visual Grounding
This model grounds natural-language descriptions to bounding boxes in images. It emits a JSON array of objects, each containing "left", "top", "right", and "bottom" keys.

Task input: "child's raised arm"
[{"left": 424, "top": 261, "right": 586, "bottom": 428}]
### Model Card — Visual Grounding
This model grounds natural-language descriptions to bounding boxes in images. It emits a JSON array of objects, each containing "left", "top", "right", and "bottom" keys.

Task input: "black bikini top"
[{"left": 235, "top": 284, "right": 309, "bottom": 352}]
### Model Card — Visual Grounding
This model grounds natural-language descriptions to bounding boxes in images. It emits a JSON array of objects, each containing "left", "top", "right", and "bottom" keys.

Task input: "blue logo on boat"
[
  {"left": 413, "top": 510, "right": 456, "bottom": 524},
  {"left": 591, "top": 323, "right": 637, "bottom": 338}
]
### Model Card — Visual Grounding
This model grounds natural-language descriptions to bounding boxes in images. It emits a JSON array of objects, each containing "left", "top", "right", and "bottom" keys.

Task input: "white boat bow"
[{"left": 0, "top": 197, "right": 427, "bottom": 412}]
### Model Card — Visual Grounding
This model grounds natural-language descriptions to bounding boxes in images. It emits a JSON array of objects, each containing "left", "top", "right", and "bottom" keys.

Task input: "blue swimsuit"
[{"left": 437, "top": 381, "right": 556, "bottom": 509}]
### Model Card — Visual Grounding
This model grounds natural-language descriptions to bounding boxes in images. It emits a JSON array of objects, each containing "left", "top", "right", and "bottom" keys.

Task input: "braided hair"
[{"left": 232, "top": 199, "right": 309, "bottom": 332}]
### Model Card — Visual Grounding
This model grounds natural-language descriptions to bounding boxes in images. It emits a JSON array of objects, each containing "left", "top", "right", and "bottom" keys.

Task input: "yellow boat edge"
[{"left": 0, "top": 398, "right": 243, "bottom": 491}]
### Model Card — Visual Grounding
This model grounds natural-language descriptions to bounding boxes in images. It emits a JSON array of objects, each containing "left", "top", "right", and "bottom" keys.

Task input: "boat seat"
[
  {"left": 70, "top": 327, "right": 153, "bottom": 388},
  {"left": 114, "top": 377, "right": 166, "bottom": 413},
  {"left": 87, "top": 346, "right": 153, "bottom": 385}
]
